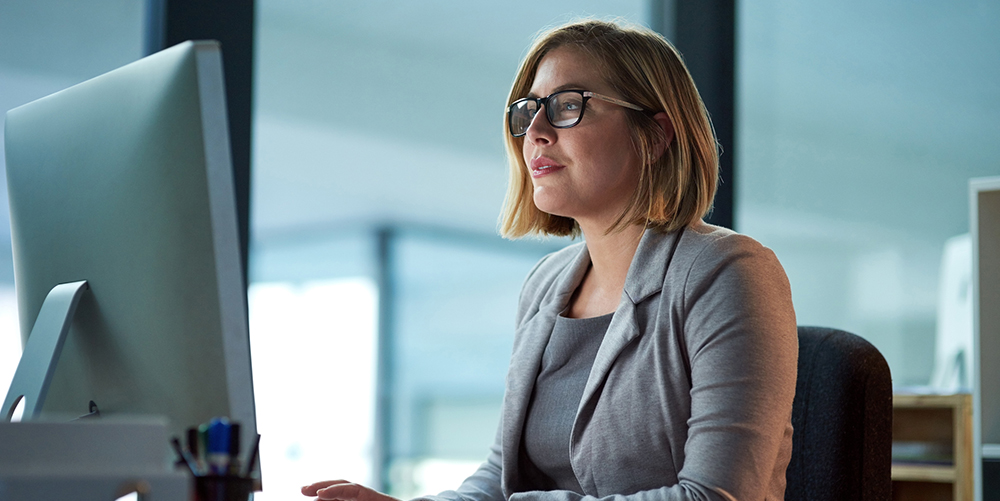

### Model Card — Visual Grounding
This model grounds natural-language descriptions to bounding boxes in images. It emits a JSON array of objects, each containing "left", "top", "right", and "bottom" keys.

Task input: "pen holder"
[{"left": 194, "top": 474, "right": 254, "bottom": 501}]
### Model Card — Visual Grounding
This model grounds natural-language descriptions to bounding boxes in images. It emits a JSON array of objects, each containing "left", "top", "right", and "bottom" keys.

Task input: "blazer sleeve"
[
  {"left": 487, "top": 233, "right": 798, "bottom": 501},
  {"left": 413, "top": 424, "right": 506, "bottom": 501},
  {"left": 672, "top": 232, "right": 797, "bottom": 499}
]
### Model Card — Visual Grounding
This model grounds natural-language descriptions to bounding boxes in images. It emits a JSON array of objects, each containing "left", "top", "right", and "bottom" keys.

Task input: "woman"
[{"left": 305, "top": 19, "right": 797, "bottom": 501}]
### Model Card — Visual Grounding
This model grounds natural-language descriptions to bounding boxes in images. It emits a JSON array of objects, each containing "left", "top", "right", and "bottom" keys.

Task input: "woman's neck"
[{"left": 565, "top": 222, "right": 644, "bottom": 318}]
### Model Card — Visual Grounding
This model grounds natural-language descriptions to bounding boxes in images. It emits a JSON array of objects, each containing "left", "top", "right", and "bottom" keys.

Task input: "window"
[{"left": 737, "top": 0, "right": 1000, "bottom": 387}]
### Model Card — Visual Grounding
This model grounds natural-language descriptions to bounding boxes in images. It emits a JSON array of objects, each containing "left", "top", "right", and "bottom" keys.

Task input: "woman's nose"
[{"left": 524, "top": 107, "right": 555, "bottom": 145}]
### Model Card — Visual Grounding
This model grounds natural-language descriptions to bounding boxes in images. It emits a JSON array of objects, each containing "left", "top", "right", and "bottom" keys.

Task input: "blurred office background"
[{"left": 1, "top": 1, "right": 998, "bottom": 499}]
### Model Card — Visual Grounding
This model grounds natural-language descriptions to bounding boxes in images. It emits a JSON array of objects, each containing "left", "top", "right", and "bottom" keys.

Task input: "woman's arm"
[
  {"left": 412, "top": 425, "right": 506, "bottom": 501},
  {"left": 412, "top": 249, "right": 571, "bottom": 501},
  {"left": 503, "top": 485, "right": 731, "bottom": 501},
  {"left": 304, "top": 426, "right": 505, "bottom": 501},
  {"left": 304, "top": 250, "right": 569, "bottom": 501},
  {"left": 675, "top": 233, "right": 797, "bottom": 499}
]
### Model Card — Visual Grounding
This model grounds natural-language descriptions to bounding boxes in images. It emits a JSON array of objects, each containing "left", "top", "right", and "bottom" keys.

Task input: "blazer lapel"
[
  {"left": 502, "top": 243, "right": 591, "bottom": 495},
  {"left": 573, "top": 228, "right": 681, "bottom": 445},
  {"left": 502, "top": 228, "right": 684, "bottom": 495}
]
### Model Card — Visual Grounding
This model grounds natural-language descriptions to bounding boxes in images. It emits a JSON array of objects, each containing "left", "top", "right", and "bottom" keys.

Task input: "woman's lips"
[{"left": 530, "top": 156, "right": 566, "bottom": 178}]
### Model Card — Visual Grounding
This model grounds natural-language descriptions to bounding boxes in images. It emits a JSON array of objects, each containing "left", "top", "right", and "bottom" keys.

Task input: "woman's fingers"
[
  {"left": 316, "top": 482, "right": 365, "bottom": 501},
  {"left": 301, "top": 480, "right": 399, "bottom": 501},
  {"left": 309, "top": 482, "right": 400, "bottom": 501},
  {"left": 302, "top": 480, "right": 351, "bottom": 497}
]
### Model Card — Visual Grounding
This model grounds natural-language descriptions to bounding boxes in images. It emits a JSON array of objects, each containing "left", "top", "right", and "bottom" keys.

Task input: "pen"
[
  {"left": 187, "top": 427, "right": 205, "bottom": 473},
  {"left": 244, "top": 433, "right": 261, "bottom": 478},
  {"left": 198, "top": 422, "right": 210, "bottom": 470},
  {"left": 207, "top": 417, "right": 231, "bottom": 475},
  {"left": 171, "top": 437, "right": 200, "bottom": 476},
  {"left": 228, "top": 422, "right": 242, "bottom": 475}
]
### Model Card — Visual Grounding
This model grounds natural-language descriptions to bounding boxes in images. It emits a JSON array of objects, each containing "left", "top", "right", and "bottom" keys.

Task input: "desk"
[{"left": 0, "top": 420, "right": 189, "bottom": 501}]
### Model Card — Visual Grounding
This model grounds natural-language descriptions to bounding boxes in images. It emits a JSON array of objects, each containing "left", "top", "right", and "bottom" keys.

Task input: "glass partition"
[{"left": 737, "top": 0, "right": 1000, "bottom": 387}]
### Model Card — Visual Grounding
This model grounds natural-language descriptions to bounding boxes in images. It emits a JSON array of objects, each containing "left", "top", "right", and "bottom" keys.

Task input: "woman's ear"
[{"left": 652, "top": 112, "right": 675, "bottom": 160}]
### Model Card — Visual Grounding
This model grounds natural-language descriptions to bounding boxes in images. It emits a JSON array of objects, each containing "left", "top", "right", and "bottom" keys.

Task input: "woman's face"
[{"left": 521, "top": 46, "right": 643, "bottom": 232}]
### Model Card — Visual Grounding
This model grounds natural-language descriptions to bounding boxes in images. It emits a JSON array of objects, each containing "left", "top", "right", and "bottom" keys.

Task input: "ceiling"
[{"left": 250, "top": 0, "right": 648, "bottom": 239}]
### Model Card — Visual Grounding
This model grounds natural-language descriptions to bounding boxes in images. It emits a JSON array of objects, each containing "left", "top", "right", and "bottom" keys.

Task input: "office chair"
[{"left": 785, "top": 326, "right": 892, "bottom": 501}]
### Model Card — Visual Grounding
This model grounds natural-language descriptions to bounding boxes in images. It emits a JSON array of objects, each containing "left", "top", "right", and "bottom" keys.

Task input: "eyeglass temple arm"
[{"left": 585, "top": 92, "right": 644, "bottom": 111}]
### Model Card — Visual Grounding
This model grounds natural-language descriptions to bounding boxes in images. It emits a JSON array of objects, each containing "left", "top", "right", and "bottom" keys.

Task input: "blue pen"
[{"left": 207, "top": 417, "right": 232, "bottom": 475}]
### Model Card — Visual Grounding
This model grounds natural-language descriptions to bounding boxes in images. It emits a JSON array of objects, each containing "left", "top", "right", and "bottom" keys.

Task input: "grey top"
[
  {"left": 521, "top": 313, "right": 613, "bottom": 494},
  {"left": 418, "top": 222, "right": 797, "bottom": 501}
]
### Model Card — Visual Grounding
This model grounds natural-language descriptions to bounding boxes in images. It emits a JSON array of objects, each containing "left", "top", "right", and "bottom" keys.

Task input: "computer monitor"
[{"left": 0, "top": 41, "right": 256, "bottom": 458}]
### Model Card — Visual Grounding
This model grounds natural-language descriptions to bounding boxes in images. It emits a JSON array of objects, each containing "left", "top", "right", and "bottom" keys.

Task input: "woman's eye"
[{"left": 559, "top": 101, "right": 580, "bottom": 112}]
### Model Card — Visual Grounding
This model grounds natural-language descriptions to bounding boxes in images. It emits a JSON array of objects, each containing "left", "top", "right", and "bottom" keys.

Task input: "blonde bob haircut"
[{"left": 499, "top": 19, "right": 719, "bottom": 238}]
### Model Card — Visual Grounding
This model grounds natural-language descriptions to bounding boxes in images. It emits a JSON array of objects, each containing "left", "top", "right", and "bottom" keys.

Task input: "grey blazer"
[{"left": 423, "top": 222, "right": 797, "bottom": 501}]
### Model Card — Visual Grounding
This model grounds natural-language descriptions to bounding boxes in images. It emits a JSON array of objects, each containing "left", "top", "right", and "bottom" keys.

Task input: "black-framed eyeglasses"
[{"left": 507, "top": 89, "right": 644, "bottom": 138}]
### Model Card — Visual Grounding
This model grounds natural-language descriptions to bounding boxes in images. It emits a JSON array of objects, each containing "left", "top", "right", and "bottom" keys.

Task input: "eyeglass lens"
[{"left": 509, "top": 91, "right": 586, "bottom": 136}]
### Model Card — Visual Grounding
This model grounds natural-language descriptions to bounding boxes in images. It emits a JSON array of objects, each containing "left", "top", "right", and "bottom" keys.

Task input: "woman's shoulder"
[
  {"left": 674, "top": 220, "right": 779, "bottom": 267},
  {"left": 624, "top": 222, "right": 781, "bottom": 302},
  {"left": 669, "top": 221, "right": 791, "bottom": 302}
]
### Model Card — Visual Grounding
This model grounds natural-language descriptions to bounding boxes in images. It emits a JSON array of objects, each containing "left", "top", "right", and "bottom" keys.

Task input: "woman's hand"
[{"left": 301, "top": 480, "right": 403, "bottom": 501}]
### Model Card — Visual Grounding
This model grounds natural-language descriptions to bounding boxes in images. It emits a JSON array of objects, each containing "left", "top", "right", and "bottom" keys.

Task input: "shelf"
[
  {"left": 894, "top": 394, "right": 970, "bottom": 408},
  {"left": 892, "top": 463, "right": 956, "bottom": 483},
  {"left": 891, "top": 392, "right": 972, "bottom": 501}
]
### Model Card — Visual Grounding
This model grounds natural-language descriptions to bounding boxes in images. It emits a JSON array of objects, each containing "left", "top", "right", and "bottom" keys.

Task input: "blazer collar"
[
  {"left": 622, "top": 227, "right": 682, "bottom": 305},
  {"left": 539, "top": 226, "right": 683, "bottom": 311},
  {"left": 539, "top": 243, "right": 592, "bottom": 313},
  {"left": 543, "top": 225, "right": 684, "bottom": 311}
]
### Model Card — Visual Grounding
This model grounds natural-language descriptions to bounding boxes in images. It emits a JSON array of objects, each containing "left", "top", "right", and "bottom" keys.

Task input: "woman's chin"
[
  {"left": 533, "top": 200, "right": 570, "bottom": 219},
  {"left": 532, "top": 190, "right": 570, "bottom": 218}
]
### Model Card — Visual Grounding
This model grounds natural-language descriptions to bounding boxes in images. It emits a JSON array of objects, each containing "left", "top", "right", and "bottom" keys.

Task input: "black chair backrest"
[{"left": 785, "top": 326, "right": 893, "bottom": 501}]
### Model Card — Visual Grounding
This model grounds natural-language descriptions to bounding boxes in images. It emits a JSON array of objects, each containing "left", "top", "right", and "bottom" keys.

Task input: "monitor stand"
[
  {"left": 2, "top": 280, "right": 89, "bottom": 422},
  {"left": 0, "top": 281, "right": 191, "bottom": 500}
]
